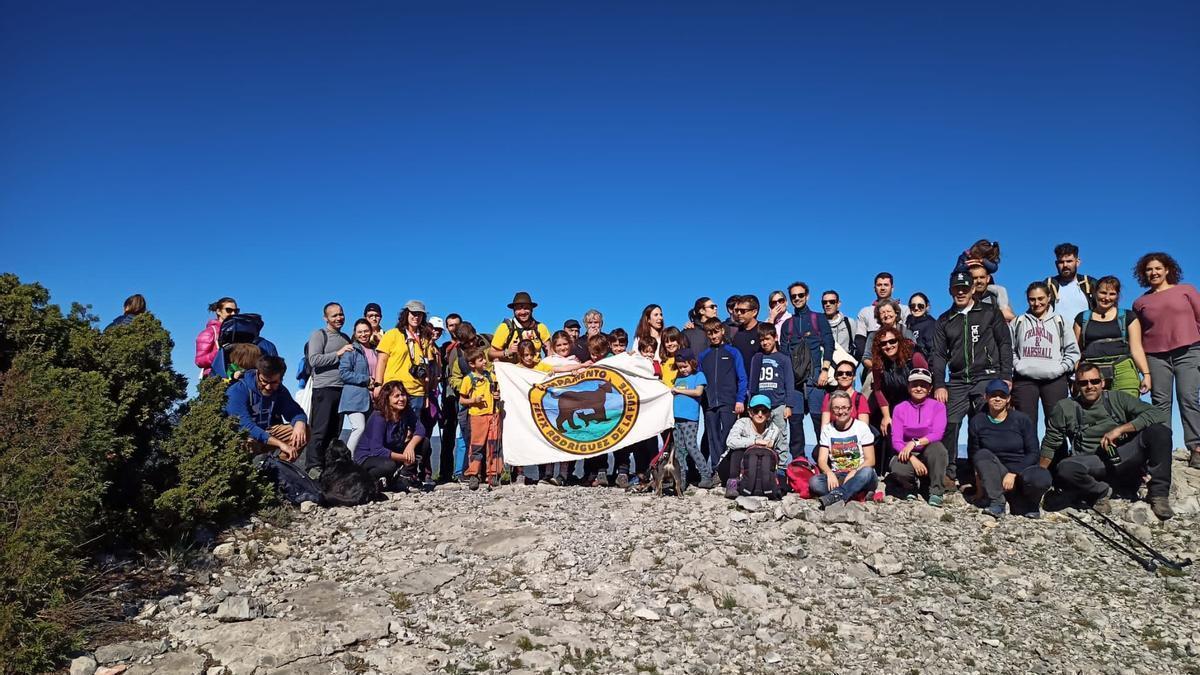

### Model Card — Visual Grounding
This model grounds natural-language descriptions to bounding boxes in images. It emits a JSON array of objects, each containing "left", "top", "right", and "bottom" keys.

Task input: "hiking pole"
[
  {"left": 1066, "top": 511, "right": 1157, "bottom": 573},
  {"left": 1090, "top": 509, "right": 1193, "bottom": 571}
]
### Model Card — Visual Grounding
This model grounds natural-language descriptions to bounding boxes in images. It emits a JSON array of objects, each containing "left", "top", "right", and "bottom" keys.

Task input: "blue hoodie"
[
  {"left": 224, "top": 369, "right": 307, "bottom": 443},
  {"left": 698, "top": 343, "right": 748, "bottom": 410}
]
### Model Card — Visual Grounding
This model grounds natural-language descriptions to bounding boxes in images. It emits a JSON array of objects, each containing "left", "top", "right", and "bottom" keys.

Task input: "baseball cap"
[
  {"left": 564, "top": 319, "right": 581, "bottom": 329},
  {"left": 985, "top": 379, "right": 1010, "bottom": 396},
  {"left": 908, "top": 368, "right": 933, "bottom": 384},
  {"left": 949, "top": 271, "right": 972, "bottom": 288},
  {"left": 429, "top": 316, "right": 445, "bottom": 330},
  {"left": 748, "top": 394, "right": 772, "bottom": 410},
  {"left": 404, "top": 299, "right": 427, "bottom": 314},
  {"left": 363, "top": 302, "right": 382, "bottom": 316}
]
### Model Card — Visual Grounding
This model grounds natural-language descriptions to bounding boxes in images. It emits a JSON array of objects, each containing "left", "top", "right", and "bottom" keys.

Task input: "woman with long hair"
[
  {"left": 338, "top": 318, "right": 379, "bottom": 453},
  {"left": 195, "top": 296, "right": 238, "bottom": 377},
  {"left": 869, "top": 326, "right": 928, "bottom": 439},
  {"left": 683, "top": 296, "right": 719, "bottom": 359},
  {"left": 632, "top": 304, "right": 665, "bottom": 359},
  {"left": 355, "top": 380, "right": 427, "bottom": 488},
  {"left": 1074, "top": 275, "right": 1151, "bottom": 397},
  {"left": 1132, "top": 252, "right": 1200, "bottom": 469}
]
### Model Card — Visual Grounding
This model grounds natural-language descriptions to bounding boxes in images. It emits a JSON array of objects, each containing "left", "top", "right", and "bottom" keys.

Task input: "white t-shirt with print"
[{"left": 819, "top": 419, "right": 875, "bottom": 472}]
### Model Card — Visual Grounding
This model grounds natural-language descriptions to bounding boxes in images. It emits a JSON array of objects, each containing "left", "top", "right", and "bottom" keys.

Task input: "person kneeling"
[
  {"left": 1041, "top": 361, "right": 1174, "bottom": 520},
  {"left": 886, "top": 368, "right": 950, "bottom": 506},
  {"left": 224, "top": 355, "right": 308, "bottom": 462},
  {"left": 967, "top": 380, "right": 1051, "bottom": 518},
  {"left": 356, "top": 380, "right": 428, "bottom": 491},
  {"left": 810, "top": 390, "right": 879, "bottom": 507}
]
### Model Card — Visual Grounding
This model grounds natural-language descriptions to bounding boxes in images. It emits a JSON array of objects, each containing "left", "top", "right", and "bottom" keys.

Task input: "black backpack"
[
  {"left": 259, "top": 455, "right": 323, "bottom": 505},
  {"left": 783, "top": 313, "right": 819, "bottom": 387},
  {"left": 739, "top": 446, "right": 781, "bottom": 499},
  {"left": 219, "top": 313, "right": 264, "bottom": 347}
]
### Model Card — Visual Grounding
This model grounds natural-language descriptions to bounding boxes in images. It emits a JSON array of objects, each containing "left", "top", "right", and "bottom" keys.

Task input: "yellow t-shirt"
[
  {"left": 491, "top": 320, "right": 551, "bottom": 356},
  {"left": 661, "top": 356, "right": 678, "bottom": 388},
  {"left": 457, "top": 371, "right": 496, "bottom": 416},
  {"left": 533, "top": 360, "right": 553, "bottom": 373},
  {"left": 377, "top": 328, "right": 434, "bottom": 397}
]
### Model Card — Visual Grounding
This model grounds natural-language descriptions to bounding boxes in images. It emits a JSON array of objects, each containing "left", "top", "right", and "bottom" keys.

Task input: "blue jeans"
[
  {"left": 453, "top": 404, "right": 470, "bottom": 478},
  {"left": 809, "top": 466, "right": 879, "bottom": 502}
]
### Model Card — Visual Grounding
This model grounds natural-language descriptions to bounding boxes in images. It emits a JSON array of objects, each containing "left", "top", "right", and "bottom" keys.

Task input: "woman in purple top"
[
  {"left": 886, "top": 368, "right": 949, "bottom": 506},
  {"left": 356, "top": 380, "right": 427, "bottom": 486},
  {"left": 1131, "top": 252, "right": 1200, "bottom": 469}
]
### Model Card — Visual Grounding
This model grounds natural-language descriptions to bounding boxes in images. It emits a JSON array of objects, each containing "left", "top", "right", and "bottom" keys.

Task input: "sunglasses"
[
  {"left": 221, "top": 307, "right": 240, "bottom": 314},
  {"left": 1077, "top": 378, "right": 1104, "bottom": 387},
  {"left": 909, "top": 303, "right": 926, "bottom": 310},
  {"left": 769, "top": 298, "right": 785, "bottom": 306},
  {"left": 790, "top": 293, "right": 807, "bottom": 300},
  {"left": 821, "top": 299, "right": 838, "bottom": 306},
  {"left": 835, "top": 370, "right": 855, "bottom": 377},
  {"left": 733, "top": 307, "right": 752, "bottom": 314},
  {"left": 880, "top": 338, "right": 898, "bottom": 347},
  {"left": 704, "top": 304, "right": 718, "bottom": 310},
  {"left": 750, "top": 407, "right": 770, "bottom": 414}
]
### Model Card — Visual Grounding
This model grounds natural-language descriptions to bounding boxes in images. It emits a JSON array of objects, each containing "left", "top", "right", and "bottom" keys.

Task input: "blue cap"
[
  {"left": 748, "top": 394, "right": 772, "bottom": 410},
  {"left": 985, "top": 379, "right": 1010, "bottom": 396}
]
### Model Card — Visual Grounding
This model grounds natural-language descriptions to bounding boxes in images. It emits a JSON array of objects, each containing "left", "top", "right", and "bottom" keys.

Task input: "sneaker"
[
  {"left": 1149, "top": 495, "right": 1174, "bottom": 521},
  {"left": 1022, "top": 511, "right": 1041, "bottom": 519},
  {"left": 724, "top": 479, "right": 739, "bottom": 499},
  {"left": 595, "top": 473, "right": 610, "bottom": 487},
  {"left": 984, "top": 501, "right": 1006, "bottom": 518},
  {"left": 871, "top": 489, "right": 884, "bottom": 503},
  {"left": 928, "top": 494, "right": 944, "bottom": 507},
  {"left": 819, "top": 490, "right": 845, "bottom": 508},
  {"left": 1190, "top": 448, "right": 1200, "bottom": 470},
  {"left": 1092, "top": 486, "right": 1113, "bottom": 515},
  {"left": 904, "top": 493, "right": 918, "bottom": 501},
  {"left": 697, "top": 477, "right": 715, "bottom": 490},
  {"left": 421, "top": 480, "right": 436, "bottom": 493},
  {"left": 615, "top": 473, "right": 630, "bottom": 489},
  {"left": 548, "top": 475, "right": 564, "bottom": 487},
  {"left": 467, "top": 476, "right": 481, "bottom": 491}
]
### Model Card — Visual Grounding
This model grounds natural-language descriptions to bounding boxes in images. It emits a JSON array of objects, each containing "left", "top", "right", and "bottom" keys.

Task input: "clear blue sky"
[{"left": 2, "top": 1, "right": 1197, "bottom": 424}]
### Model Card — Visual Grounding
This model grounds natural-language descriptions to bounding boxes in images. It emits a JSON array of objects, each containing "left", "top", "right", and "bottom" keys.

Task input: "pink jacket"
[{"left": 195, "top": 318, "right": 221, "bottom": 374}]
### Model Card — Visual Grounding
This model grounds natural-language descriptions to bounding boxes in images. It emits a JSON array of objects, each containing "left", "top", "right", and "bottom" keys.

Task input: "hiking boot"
[
  {"left": 421, "top": 480, "right": 436, "bottom": 493},
  {"left": 942, "top": 475, "right": 959, "bottom": 493},
  {"left": 928, "top": 494, "right": 944, "bottom": 507},
  {"left": 724, "top": 479, "right": 739, "bottom": 499},
  {"left": 1149, "top": 495, "right": 1174, "bottom": 521},
  {"left": 615, "top": 472, "right": 630, "bottom": 489},
  {"left": 819, "top": 490, "right": 845, "bottom": 508},
  {"left": 697, "top": 477, "right": 714, "bottom": 490},
  {"left": 548, "top": 475, "right": 564, "bottom": 487},
  {"left": 1190, "top": 448, "right": 1200, "bottom": 470},
  {"left": 984, "top": 501, "right": 1006, "bottom": 519},
  {"left": 467, "top": 476, "right": 481, "bottom": 491},
  {"left": 595, "top": 473, "right": 609, "bottom": 487},
  {"left": 1092, "top": 486, "right": 1113, "bottom": 515}
]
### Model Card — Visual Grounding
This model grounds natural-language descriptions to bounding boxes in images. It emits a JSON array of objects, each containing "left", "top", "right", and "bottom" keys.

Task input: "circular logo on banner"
[{"left": 529, "top": 366, "right": 639, "bottom": 454}]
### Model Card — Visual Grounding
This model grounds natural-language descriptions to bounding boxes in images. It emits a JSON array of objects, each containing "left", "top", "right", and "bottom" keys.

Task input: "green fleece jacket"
[{"left": 1040, "top": 391, "right": 1167, "bottom": 461}]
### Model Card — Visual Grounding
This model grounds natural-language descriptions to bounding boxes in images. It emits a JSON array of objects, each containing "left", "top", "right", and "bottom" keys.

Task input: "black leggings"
[{"left": 361, "top": 456, "right": 399, "bottom": 481}]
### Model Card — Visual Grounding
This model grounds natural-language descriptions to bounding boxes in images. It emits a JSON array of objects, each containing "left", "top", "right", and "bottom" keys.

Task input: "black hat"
[
  {"left": 507, "top": 291, "right": 538, "bottom": 309},
  {"left": 949, "top": 271, "right": 972, "bottom": 288},
  {"left": 676, "top": 348, "right": 696, "bottom": 361},
  {"left": 564, "top": 319, "right": 581, "bottom": 329},
  {"left": 363, "top": 302, "right": 382, "bottom": 316}
]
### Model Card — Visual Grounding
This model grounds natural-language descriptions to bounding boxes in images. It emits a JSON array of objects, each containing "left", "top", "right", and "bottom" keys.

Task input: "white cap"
[{"left": 429, "top": 316, "right": 445, "bottom": 330}]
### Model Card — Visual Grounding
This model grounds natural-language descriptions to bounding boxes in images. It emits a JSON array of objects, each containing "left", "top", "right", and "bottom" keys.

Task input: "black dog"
[{"left": 319, "top": 441, "right": 383, "bottom": 506}]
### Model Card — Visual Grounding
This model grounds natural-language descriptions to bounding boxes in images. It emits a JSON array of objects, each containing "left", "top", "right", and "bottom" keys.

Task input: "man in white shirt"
[{"left": 1046, "top": 243, "right": 1098, "bottom": 325}]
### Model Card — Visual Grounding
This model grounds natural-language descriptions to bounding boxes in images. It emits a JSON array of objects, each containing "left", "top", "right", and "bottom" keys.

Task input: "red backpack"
[{"left": 786, "top": 457, "right": 817, "bottom": 497}]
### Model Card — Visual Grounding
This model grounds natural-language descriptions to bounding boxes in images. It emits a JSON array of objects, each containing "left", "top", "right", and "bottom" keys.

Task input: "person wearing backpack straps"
[
  {"left": 721, "top": 395, "right": 783, "bottom": 499},
  {"left": 819, "top": 359, "right": 871, "bottom": 430},
  {"left": 195, "top": 296, "right": 238, "bottom": 378},
  {"left": 1045, "top": 242, "right": 1098, "bottom": 330},
  {"left": 224, "top": 355, "right": 309, "bottom": 463},
  {"left": 1010, "top": 282, "right": 1080, "bottom": 431},
  {"left": 1073, "top": 276, "right": 1151, "bottom": 398},
  {"left": 301, "top": 303, "right": 352, "bottom": 477},
  {"left": 819, "top": 290, "right": 858, "bottom": 358},
  {"left": 779, "top": 281, "right": 834, "bottom": 460},
  {"left": 489, "top": 291, "right": 551, "bottom": 363},
  {"left": 811, "top": 389, "right": 879, "bottom": 508},
  {"left": 1040, "top": 361, "right": 1173, "bottom": 520}
]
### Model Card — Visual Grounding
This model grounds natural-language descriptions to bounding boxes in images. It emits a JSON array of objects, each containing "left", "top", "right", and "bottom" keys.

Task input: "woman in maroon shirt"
[{"left": 1131, "top": 252, "right": 1200, "bottom": 469}]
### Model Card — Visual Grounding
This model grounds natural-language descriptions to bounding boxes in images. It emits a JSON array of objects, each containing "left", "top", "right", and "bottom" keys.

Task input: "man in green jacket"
[{"left": 1040, "top": 361, "right": 1173, "bottom": 520}]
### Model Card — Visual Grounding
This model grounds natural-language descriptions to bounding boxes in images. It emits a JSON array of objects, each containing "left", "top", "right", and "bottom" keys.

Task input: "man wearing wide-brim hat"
[{"left": 489, "top": 291, "right": 551, "bottom": 363}]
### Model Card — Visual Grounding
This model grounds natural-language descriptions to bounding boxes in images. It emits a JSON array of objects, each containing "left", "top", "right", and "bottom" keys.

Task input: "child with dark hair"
[
  {"left": 659, "top": 326, "right": 683, "bottom": 386},
  {"left": 749, "top": 322, "right": 795, "bottom": 464},
  {"left": 954, "top": 239, "right": 1001, "bottom": 274},
  {"left": 610, "top": 328, "right": 629, "bottom": 355},
  {"left": 672, "top": 349, "right": 712, "bottom": 489},
  {"left": 458, "top": 348, "right": 502, "bottom": 490},
  {"left": 698, "top": 317, "right": 748, "bottom": 476}
]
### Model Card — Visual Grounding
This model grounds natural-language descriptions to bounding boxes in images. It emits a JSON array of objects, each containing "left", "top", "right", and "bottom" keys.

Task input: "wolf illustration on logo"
[{"left": 547, "top": 381, "right": 614, "bottom": 432}]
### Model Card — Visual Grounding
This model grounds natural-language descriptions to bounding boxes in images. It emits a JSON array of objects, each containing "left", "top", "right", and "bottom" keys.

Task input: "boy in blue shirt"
[
  {"left": 698, "top": 318, "right": 748, "bottom": 476},
  {"left": 749, "top": 323, "right": 796, "bottom": 464},
  {"left": 672, "top": 349, "right": 712, "bottom": 489}
]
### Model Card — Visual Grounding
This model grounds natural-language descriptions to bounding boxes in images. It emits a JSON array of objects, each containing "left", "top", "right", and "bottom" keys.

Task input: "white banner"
[{"left": 496, "top": 353, "right": 675, "bottom": 465}]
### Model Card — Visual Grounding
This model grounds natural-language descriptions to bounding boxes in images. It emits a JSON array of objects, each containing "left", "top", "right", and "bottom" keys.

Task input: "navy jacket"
[
  {"left": 698, "top": 344, "right": 748, "bottom": 410},
  {"left": 779, "top": 307, "right": 834, "bottom": 385}
]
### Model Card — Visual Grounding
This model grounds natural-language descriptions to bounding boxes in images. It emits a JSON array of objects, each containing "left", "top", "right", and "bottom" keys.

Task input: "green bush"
[
  {"left": 155, "top": 377, "right": 273, "bottom": 535},
  {"left": 0, "top": 354, "right": 123, "bottom": 674}
]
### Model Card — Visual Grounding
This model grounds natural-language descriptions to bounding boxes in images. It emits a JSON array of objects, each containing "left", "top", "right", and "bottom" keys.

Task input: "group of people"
[{"left": 176, "top": 241, "right": 1199, "bottom": 521}]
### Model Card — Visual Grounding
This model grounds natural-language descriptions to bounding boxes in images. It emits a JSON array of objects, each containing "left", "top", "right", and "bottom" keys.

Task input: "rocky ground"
[{"left": 74, "top": 451, "right": 1200, "bottom": 675}]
